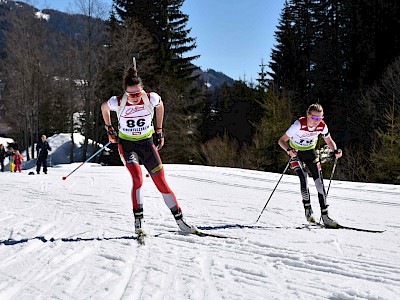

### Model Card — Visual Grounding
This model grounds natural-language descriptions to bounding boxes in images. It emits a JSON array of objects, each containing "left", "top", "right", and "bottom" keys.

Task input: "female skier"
[
  {"left": 278, "top": 103, "right": 343, "bottom": 227},
  {"left": 101, "top": 67, "right": 197, "bottom": 236}
]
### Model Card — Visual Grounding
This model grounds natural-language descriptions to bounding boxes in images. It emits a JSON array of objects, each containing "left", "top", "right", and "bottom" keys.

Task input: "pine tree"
[
  {"left": 268, "top": 0, "right": 400, "bottom": 147},
  {"left": 256, "top": 59, "right": 269, "bottom": 92},
  {"left": 250, "top": 84, "right": 293, "bottom": 172},
  {"left": 112, "top": 0, "right": 199, "bottom": 88},
  {"left": 370, "top": 97, "right": 400, "bottom": 184},
  {"left": 269, "top": 0, "right": 315, "bottom": 113}
]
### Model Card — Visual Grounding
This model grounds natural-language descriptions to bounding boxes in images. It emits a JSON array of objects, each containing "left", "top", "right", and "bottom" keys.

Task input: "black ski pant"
[
  {"left": 290, "top": 149, "right": 329, "bottom": 213},
  {"left": 36, "top": 158, "right": 48, "bottom": 174}
]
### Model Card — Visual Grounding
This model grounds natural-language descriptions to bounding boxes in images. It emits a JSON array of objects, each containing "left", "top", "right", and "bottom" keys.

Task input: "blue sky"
[{"left": 21, "top": 0, "right": 285, "bottom": 81}]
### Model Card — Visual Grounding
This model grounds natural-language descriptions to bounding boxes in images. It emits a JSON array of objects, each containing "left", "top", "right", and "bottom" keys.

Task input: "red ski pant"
[{"left": 118, "top": 138, "right": 180, "bottom": 215}]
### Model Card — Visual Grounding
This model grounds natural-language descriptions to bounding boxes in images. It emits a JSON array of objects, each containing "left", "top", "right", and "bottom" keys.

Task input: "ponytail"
[
  {"left": 123, "top": 56, "right": 144, "bottom": 89},
  {"left": 124, "top": 67, "right": 142, "bottom": 88}
]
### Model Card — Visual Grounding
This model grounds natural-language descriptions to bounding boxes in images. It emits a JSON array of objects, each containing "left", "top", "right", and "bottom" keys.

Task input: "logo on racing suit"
[
  {"left": 122, "top": 106, "right": 145, "bottom": 117},
  {"left": 127, "top": 152, "right": 139, "bottom": 164}
]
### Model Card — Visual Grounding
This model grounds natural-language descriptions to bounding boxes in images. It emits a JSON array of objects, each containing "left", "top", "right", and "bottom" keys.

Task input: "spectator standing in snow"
[
  {"left": 6, "top": 147, "right": 15, "bottom": 172},
  {"left": 36, "top": 135, "right": 52, "bottom": 174},
  {"left": 278, "top": 103, "right": 343, "bottom": 228},
  {"left": 0, "top": 144, "right": 5, "bottom": 172},
  {"left": 100, "top": 67, "right": 197, "bottom": 235},
  {"left": 14, "top": 150, "right": 24, "bottom": 173}
]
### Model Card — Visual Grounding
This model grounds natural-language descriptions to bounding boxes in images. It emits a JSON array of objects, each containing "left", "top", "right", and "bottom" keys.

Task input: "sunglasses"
[
  {"left": 126, "top": 90, "right": 143, "bottom": 98},
  {"left": 309, "top": 114, "right": 324, "bottom": 121}
]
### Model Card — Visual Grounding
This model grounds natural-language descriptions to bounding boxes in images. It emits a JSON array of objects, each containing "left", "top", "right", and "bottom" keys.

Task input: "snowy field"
[{"left": 0, "top": 136, "right": 399, "bottom": 299}]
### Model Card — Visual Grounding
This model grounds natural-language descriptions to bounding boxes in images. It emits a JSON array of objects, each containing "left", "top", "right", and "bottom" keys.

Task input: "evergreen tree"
[
  {"left": 199, "top": 81, "right": 263, "bottom": 145},
  {"left": 269, "top": 0, "right": 315, "bottom": 113},
  {"left": 256, "top": 59, "right": 269, "bottom": 92},
  {"left": 112, "top": 0, "right": 199, "bottom": 88},
  {"left": 110, "top": 0, "right": 204, "bottom": 164},
  {"left": 370, "top": 97, "right": 400, "bottom": 184},
  {"left": 250, "top": 85, "right": 293, "bottom": 172},
  {"left": 103, "top": 14, "right": 157, "bottom": 93},
  {"left": 363, "top": 55, "right": 400, "bottom": 183},
  {"left": 268, "top": 0, "right": 400, "bottom": 151}
]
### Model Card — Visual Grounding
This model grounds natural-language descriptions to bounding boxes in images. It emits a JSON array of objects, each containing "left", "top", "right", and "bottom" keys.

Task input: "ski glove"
[
  {"left": 333, "top": 149, "right": 343, "bottom": 159},
  {"left": 105, "top": 125, "right": 118, "bottom": 143},
  {"left": 287, "top": 148, "right": 297, "bottom": 158},
  {"left": 153, "top": 130, "right": 164, "bottom": 150}
]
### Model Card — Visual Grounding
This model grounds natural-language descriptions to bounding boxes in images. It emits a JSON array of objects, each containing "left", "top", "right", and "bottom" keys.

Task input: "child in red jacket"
[{"left": 14, "top": 150, "right": 24, "bottom": 172}]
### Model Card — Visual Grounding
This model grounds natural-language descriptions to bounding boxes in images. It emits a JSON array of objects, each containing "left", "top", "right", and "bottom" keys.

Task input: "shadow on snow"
[
  {"left": 197, "top": 223, "right": 291, "bottom": 230},
  {"left": 0, "top": 235, "right": 137, "bottom": 246}
]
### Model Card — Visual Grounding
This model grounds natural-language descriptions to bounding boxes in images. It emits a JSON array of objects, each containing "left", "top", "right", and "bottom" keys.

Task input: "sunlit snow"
[{"left": 0, "top": 134, "right": 399, "bottom": 299}]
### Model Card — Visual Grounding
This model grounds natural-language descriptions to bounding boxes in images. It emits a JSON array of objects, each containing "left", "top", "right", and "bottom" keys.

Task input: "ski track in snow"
[
  {"left": 0, "top": 164, "right": 399, "bottom": 299},
  {"left": 169, "top": 173, "right": 400, "bottom": 208}
]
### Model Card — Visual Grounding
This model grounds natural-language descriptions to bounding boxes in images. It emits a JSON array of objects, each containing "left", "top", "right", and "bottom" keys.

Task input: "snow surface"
[
  {"left": 0, "top": 137, "right": 14, "bottom": 148},
  {"left": 0, "top": 134, "right": 399, "bottom": 299},
  {"left": 35, "top": 11, "right": 50, "bottom": 21}
]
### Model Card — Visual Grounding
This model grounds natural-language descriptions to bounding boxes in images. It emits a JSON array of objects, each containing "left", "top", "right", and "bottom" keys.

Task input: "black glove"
[
  {"left": 105, "top": 125, "right": 118, "bottom": 143},
  {"left": 153, "top": 131, "right": 164, "bottom": 149}
]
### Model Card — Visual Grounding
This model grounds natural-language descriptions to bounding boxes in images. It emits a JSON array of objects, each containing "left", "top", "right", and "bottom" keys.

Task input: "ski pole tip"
[{"left": 62, "top": 176, "right": 67, "bottom": 180}]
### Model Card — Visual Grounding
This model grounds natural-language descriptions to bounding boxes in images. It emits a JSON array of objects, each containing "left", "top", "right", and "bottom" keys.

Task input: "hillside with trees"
[
  {"left": 267, "top": 0, "right": 400, "bottom": 183},
  {"left": 0, "top": 0, "right": 399, "bottom": 184}
]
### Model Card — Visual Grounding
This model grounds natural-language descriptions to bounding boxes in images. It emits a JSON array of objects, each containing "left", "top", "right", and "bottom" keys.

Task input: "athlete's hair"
[
  {"left": 124, "top": 67, "right": 143, "bottom": 88},
  {"left": 307, "top": 103, "right": 323, "bottom": 115}
]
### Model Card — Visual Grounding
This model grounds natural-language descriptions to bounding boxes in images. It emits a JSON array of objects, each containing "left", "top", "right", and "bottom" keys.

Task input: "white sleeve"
[
  {"left": 149, "top": 92, "right": 161, "bottom": 107},
  {"left": 285, "top": 120, "right": 301, "bottom": 137},
  {"left": 107, "top": 96, "right": 118, "bottom": 112}
]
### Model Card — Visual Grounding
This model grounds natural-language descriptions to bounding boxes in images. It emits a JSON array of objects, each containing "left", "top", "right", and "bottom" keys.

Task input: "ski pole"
[
  {"left": 62, "top": 142, "right": 111, "bottom": 180},
  {"left": 326, "top": 158, "right": 338, "bottom": 197},
  {"left": 318, "top": 158, "right": 338, "bottom": 224},
  {"left": 255, "top": 159, "right": 291, "bottom": 224}
]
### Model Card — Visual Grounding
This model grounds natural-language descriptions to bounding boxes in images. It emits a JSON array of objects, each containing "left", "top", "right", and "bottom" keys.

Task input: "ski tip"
[{"left": 337, "top": 224, "right": 385, "bottom": 233}]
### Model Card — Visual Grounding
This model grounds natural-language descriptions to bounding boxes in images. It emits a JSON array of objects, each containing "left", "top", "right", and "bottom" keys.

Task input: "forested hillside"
[
  {"left": 266, "top": 0, "right": 400, "bottom": 183},
  {"left": 0, "top": 0, "right": 399, "bottom": 184}
]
